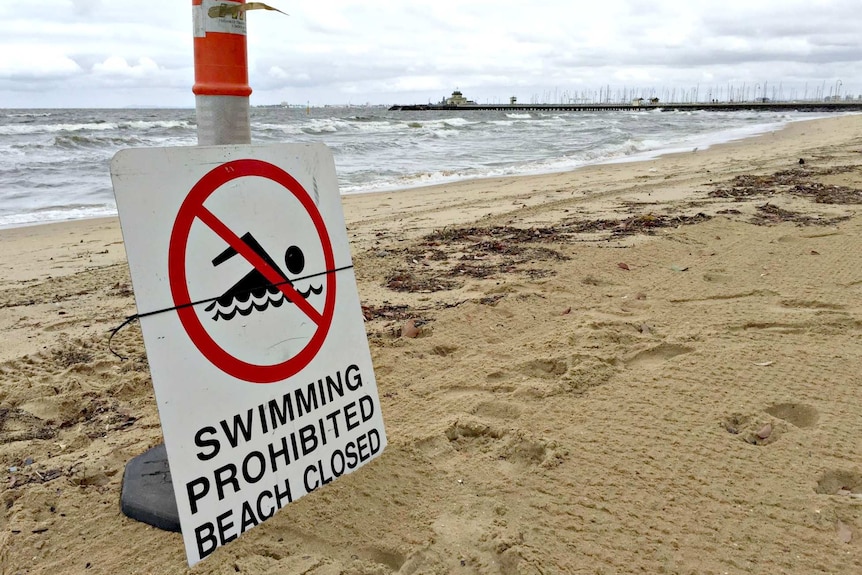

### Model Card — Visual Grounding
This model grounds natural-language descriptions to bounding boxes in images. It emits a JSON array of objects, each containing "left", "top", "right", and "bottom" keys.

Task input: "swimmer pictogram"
[
  {"left": 204, "top": 232, "right": 323, "bottom": 321},
  {"left": 168, "top": 158, "right": 337, "bottom": 383}
]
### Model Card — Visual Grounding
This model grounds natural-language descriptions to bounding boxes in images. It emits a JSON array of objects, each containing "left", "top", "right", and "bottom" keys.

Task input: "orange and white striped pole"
[{"left": 192, "top": 0, "right": 252, "bottom": 145}]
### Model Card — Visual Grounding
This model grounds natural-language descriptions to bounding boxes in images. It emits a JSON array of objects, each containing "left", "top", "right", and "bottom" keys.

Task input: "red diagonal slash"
[{"left": 196, "top": 206, "right": 323, "bottom": 325}]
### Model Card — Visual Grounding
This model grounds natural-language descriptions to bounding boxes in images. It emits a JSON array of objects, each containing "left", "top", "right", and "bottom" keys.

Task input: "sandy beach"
[{"left": 1, "top": 113, "right": 861, "bottom": 574}]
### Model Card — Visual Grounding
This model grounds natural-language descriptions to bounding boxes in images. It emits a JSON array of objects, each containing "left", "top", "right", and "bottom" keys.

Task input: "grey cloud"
[
  {"left": 704, "top": 6, "right": 860, "bottom": 38},
  {"left": 71, "top": 0, "right": 103, "bottom": 16},
  {"left": 0, "top": 78, "right": 66, "bottom": 92}
]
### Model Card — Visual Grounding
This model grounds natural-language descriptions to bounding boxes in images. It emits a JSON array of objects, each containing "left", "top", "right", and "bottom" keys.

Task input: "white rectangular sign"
[
  {"left": 110, "top": 143, "right": 386, "bottom": 565},
  {"left": 193, "top": 0, "right": 247, "bottom": 37}
]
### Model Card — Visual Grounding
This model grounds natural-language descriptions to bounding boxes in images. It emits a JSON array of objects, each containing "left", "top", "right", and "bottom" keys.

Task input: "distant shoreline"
[{"left": 390, "top": 101, "right": 862, "bottom": 112}]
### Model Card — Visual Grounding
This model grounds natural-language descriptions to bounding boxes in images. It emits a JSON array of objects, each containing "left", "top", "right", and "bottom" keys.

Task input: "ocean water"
[{"left": 0, "top": 106, "right": 832, "bottom": 228}]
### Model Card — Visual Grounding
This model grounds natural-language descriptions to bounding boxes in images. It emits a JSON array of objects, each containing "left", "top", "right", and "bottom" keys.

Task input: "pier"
[{"left": 389, "top": 101, "right": 862, "bottom": 113}]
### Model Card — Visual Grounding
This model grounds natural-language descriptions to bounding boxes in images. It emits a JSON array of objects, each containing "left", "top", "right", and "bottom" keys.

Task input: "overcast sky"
[{"left": 1, "top": 0, "right": 859, "bottom": 108}]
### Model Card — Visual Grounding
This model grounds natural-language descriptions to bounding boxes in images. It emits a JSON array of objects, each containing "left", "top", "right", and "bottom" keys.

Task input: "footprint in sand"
[
  {"left": 438, "top": 418, "right": 564, "bottom": 468},
  {"left": 764, "top": 402, "right": 819, "bottom": 428},
  {"left": 722, "top": 402, "right": 819, "bottom": 446},
  {"left": 625, "top": 343, "right": 693, "bottom": 369},
  {"left": 472, "top": 400, "right": 522, "bottom": 421},
  {"left": 814, "top": 469, "right": 862, "bottom": 498},
  {"left": 0, "top": 408, "right": 56, "bottom": 443},
  {"left": 430, "top": 344, "right": 458, "bottom": 357},
  {"left": 518, "top": 357, "right": 568, "bottom": 378},
  {"left": 722, "top": 413, "right": 779, "bottom": 446}
]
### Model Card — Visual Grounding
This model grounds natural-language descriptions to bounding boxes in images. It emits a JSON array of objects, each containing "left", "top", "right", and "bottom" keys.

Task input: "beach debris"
[
  {"left": 386, "top": 270, "right": 461, "bottom": 293},
  {"left": 753, "top": 361, "right": 774, "bottom": 367},
  {"left": 53, "top": 344, "right": 94, "bottom": 367},
  {"left": 798, "top": 158, "right": 805, "bottom": 165},
  {"left": 617, "top": 262, "right": 630, "bottom": 270},
  {"left": 749, "top": 203, "right": 851, "bottom": 226},
  {"left": 560, "top": 307, "right": 572, "bottom": 315},
  {"left": 670, "top": 264, "right": 689, "bottom": 272},
  {"left": 756, "top": 423, "right": 773, "bottom": 440},
  {"left": 392, "top": 227, "right": 571, "bottom": 288},
  {"left": 708, "top": 165, "right": 862, "bottom": 205},
  {"left": 836, "top": 520, "right": 852, "bottom": 544},
  {"left": 810, "top": 250, "right": 820, "bottom": 255},
  {"left": 479, "top": 294, "right": 504, "bottom": 306},
  {"left": 638, "top": 323, "right": 651, "bottom": 334},
  {"left": 424, "top": 214, "right": 712, "bottom": 248},
  {"left": 108, "top": 281, "right": 134, "bottom": 297},
  {"left": 401, "top": 319, "right": 421, "bottom": 338},
  {"left": 450, "top": 261, "right": 503, "bottom": 278},
  {"left": 533, "top": 270, "right": 561, "bottom": 282},
  {"left": 361, "top": 303, "right": 411, "bottom": 321}
]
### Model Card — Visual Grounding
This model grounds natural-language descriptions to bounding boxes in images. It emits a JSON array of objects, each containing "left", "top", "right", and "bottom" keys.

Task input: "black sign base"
[{"left": 120, "top": 443, "right": 180, "bottom": 532}]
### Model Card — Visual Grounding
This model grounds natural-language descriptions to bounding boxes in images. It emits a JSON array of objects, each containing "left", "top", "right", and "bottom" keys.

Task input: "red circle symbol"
[{"left": 168, "top": 159, "right": 336, "bottom": 383}]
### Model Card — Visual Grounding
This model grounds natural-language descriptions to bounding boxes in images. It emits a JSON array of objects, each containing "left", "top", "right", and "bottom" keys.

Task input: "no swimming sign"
[
  {"left": 167, "top": 158, "right": 338, "bottom": 383},
  {"left": 110, "top": 144, "right": 387, "bottom": 565}
]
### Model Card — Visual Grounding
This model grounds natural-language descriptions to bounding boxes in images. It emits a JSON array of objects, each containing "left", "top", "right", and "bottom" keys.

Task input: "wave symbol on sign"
[{"left": 203, "top": 232, "right": 323, "bottom": 321}]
